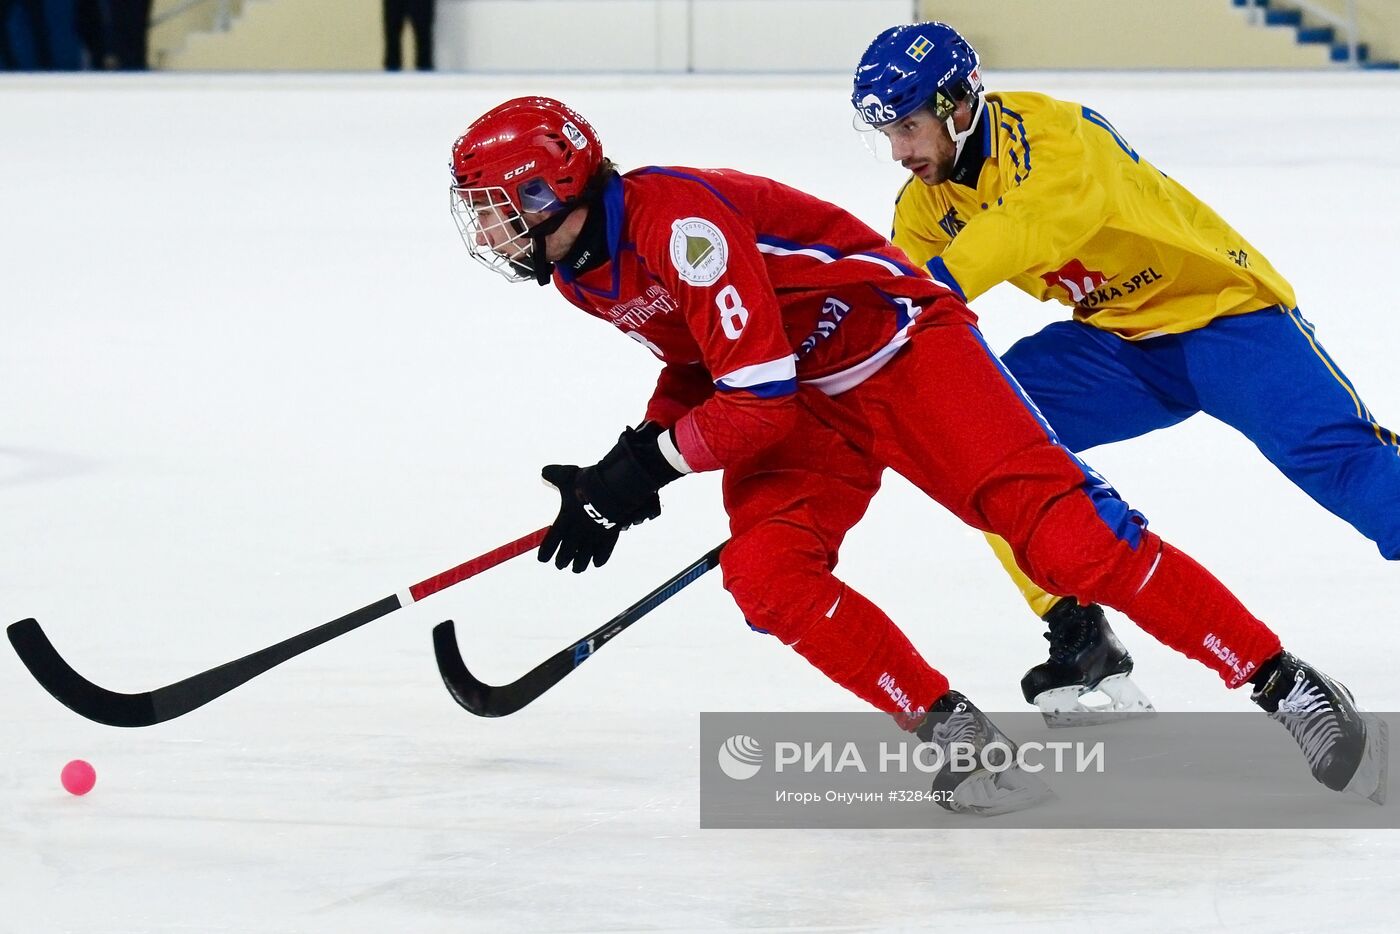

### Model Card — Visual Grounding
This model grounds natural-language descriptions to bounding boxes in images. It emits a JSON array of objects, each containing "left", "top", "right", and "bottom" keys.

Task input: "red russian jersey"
[{"left": 553, "top": 167, "right": 973, "bottom": 471}]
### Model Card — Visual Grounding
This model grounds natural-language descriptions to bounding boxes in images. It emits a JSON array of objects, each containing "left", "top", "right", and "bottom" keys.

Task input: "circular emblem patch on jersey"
[{"left": 669, "top": 217, "right": 728, "bottom": 287}]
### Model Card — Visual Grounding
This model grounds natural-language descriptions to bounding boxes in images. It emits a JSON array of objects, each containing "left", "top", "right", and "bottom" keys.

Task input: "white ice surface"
[{"left": 2, "top": 70, "right": 1400, "bottom": 932}]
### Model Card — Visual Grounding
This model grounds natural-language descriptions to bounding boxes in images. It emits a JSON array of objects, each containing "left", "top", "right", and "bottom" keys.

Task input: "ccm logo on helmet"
[{"left": 504, "top": 160, "right": 537, "bottom": 180}]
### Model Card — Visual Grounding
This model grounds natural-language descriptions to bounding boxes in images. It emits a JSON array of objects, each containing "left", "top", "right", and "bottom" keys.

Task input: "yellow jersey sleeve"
[
  {"left": 935, "top": 100, "right": 1108, "bottom": 302},
  {"left": 891, "top": 92, "right": 1295, "bottom": 339}
]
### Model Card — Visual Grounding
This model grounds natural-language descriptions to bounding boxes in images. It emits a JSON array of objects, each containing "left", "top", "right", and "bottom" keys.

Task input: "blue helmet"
[{"left": 852, "top": 22, "right": 982, "bottom": 128}]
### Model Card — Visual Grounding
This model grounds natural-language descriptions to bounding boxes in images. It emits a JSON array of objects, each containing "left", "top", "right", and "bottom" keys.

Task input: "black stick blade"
[
  {"left": 432, "top": 542, "right": 726, "bottom": 720},
  {"left": 433, "top": 621, "right": 501, "bottom": 717},
  {"left": 8, "top": 618, "right": 158, "bottom": 727},
  {"left": 9, "top": 595, "right": 403, "bottom": 728},
  {"left": 433, "top": 620, "right": 576, "bottom": 718}
]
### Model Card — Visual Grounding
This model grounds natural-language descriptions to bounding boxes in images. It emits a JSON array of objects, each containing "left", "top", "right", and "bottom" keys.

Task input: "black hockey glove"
[{"left": 539, "top": 423, "right": 684, "bottom": 573}]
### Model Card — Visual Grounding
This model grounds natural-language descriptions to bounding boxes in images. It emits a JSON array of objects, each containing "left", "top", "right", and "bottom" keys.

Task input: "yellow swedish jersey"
[{"left": 891, "top": 91, "right": 1295, "bottom": 339}]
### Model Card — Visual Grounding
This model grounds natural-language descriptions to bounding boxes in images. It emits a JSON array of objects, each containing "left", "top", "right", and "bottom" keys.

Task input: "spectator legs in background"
[
  {"left": 383, "top": 0, "right": 406, "bottom": 70},
  {"left": 21, "top": 0, "right": 51, "bottom": 68},
  {"left": 407, "top": 0, "right": 433, "bottom": 70},
  {"left": 1, "top": 0, "right": 56, "bottom": 69},
  {"left": 73, "top": 0, "right": 152, "bottom": 70},
  {"left": 384, "top": 0, "right": 435, "bottom": 71},
  {"left": 0, "top": 0, "right": 14, "bottom": 70},
  {"left": 74, "top": 0, "right": 110, "bottom": 69},
  {"left": 108, "top": 0, "right": 152, "bottom": 69}
]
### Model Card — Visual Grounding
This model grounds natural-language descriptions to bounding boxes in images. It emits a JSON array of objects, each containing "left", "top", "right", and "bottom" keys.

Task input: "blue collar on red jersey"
[{"left": 555, "top": 173, "right": 626, "bottom": 301}]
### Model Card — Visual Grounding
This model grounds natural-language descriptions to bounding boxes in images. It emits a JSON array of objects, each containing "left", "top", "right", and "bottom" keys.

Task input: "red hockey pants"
[{"left": 719, "top": 321, "right": 1281, "bottom": 719}]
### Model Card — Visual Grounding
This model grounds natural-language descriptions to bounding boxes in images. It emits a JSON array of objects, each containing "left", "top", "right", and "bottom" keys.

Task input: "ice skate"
[
  {"left": 1021, "top": 599, "right": 1156, "bottom": 727},
  {"left": 1250, "top": 652, "right": 1387, "bottom": 804},
  {"left": 916, "top": 690, "right": 1056, "bottom": 816}
]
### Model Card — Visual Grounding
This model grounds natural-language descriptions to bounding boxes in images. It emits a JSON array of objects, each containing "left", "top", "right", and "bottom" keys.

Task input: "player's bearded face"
[{"left": 880, "top": 109, "right": 957, "bottom": 185}]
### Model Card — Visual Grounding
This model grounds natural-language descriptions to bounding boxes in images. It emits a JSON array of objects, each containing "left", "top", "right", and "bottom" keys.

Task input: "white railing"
[{"left": 1238, "top": 0, "right": 1362, "bottom": 65}]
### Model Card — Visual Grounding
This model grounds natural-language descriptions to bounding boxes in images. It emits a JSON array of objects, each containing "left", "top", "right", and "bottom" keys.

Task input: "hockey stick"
[
  {"left": 7, "top": 528, "right": 548, "bottom": 728},
  {"left": 433, "top": 541, "right": 726, "bottom": 717}
]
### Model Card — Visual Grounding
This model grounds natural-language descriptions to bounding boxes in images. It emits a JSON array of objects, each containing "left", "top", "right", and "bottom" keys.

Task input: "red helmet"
[{"left": 449, "top": 97, "right": 605, "bottom": 282}]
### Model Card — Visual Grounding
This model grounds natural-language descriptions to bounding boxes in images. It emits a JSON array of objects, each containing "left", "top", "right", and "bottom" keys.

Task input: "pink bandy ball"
[{"left": 61, "top": 759, "right": 97, "bottom": 796}]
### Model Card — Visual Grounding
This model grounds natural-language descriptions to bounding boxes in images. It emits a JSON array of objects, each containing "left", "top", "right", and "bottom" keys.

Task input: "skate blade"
[
  {"left": 945, "top": 768, "right": 1057, "bottom": 817},
  {"left": 1034, "top": 673, "right": 1157, "bottom": 729},
  {"left": 1345, "top": 715, "right": 1389, "bottom": 805}
]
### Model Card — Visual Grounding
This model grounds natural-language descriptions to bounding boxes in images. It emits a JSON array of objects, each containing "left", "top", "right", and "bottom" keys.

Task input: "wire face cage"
[{"left": 450, "top": 184, "right": 535, "bottom": 281}]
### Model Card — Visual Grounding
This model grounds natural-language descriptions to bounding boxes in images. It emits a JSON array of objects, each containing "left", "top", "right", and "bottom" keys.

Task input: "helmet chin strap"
[
  {"left": 528, "top": 233, "right": 555, "bottom": 286},
  {"left": 945, "top": 92, "right": 986, "bottom": 164},
  {"left": 524, "top": 201, "right": 583, "bottom": 286}
]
